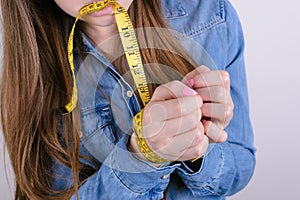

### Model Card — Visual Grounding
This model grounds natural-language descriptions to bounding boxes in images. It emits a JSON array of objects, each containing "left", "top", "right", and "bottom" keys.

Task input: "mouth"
[
  {"left": 87, "top": 0, "right": 103, "bottom": 4},
  {"left": 86, "top": 0, "right": 115, "bottom": 6},
  {"left": 84, "top": 1, "right": 114, "bottom": 17}
]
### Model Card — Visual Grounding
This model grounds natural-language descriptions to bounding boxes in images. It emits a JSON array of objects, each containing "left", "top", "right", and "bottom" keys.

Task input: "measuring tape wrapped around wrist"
[
  {"left": 132, "top": 109, "right": 172, "bottom": 164},
  {"left": 61, "top": 0, "right": 150, "bottom": 114}
]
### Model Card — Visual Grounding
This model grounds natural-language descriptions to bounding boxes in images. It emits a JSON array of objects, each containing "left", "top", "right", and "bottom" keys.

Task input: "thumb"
[{"left": 182, "top": 65, "right": 211, "bottom": 86}]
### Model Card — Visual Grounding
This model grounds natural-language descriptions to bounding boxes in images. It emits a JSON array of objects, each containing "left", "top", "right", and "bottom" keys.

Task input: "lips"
[
  {"left": 86, "top": 0, "right": 109, "bottom": 6},
  {"left": 87, "top": 0, "right": 103, "bottom": 4},
  {"left": 84, "top": 0, "right": 114, "bottom": 17}
]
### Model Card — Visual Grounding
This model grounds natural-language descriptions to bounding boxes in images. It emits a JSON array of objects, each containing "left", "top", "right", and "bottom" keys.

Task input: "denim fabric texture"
[{"left": 53, "top": 0, "right": 256, "bottom": 199}]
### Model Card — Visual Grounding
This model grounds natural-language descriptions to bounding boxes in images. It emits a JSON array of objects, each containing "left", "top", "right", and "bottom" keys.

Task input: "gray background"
[{"left": 1, "top": 0, "right": 300, "bottom": 199}]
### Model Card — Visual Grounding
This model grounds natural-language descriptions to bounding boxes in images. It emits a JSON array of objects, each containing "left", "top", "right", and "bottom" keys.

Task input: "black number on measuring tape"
[
  {"left": 128, "top": 52, "right": 135, "bottom": 56},
  {"left": 123, "top": 32, "right": 130, "bottom": 38},
  {"left": 127, "top": 45, "right": 134, "bottom": 50},
  {"left": 134, "top": 69, "right": 141, "bottom": 75},
  {"left": 139, "top": 87, "right": 148, "bottom": 94},
  {"left": 121, "top": 26, "right": 129, "bottom": 31}
]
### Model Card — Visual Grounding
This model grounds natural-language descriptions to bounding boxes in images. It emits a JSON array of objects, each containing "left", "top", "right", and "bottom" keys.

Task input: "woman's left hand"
[{"left": 183, "top": 66, "right": 234, "bottom": 143}]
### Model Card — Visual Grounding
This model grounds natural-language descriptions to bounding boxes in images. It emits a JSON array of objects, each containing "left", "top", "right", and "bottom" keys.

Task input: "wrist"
[{"left": 128, "top": 134, "right": 162, "bottom": 168}]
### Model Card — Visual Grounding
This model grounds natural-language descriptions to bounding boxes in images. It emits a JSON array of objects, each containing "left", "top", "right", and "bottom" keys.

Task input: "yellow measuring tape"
[
  {"left": 62, "top": 0, "right": 150, "bottom": 114},
  {"left": 63, "top": 0, "right": 170, "bottom": 164}
]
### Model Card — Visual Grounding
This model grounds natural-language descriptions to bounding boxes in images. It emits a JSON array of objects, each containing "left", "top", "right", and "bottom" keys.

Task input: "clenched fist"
[{"left": 129, "top": 80, "right": 209, "bottom": 166}]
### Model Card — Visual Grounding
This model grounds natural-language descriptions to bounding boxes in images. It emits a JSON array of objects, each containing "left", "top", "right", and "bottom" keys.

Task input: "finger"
[
  {"left": 177, "top": 136, "right": 209, "bottom": 161},
  {"left": 143, "top": 96, "right": 203, "bottom": 124},
  {"left": 156, "top": 122, "right": 205, "bottom": 157},
  {"left": 183, "top": 65, "right": 211, "bottom": 85},
  {"left": 203, "top": 121, "right": 228, "bottom": 143},
  {"left": 159, "top": 109, "right": 202, "bottom": 137},
  {"left": 201, "top": 103, "right": 233, "bottom": 126},
  {"left": 192, "top": 70, "right": 230, "bottom": 89},
  {"left": 142, "top": 108, "right": 202, "bottom": 139},
  {"left": 195, "top": 86, "right": 227, "bottom": 103},
  {"left": 173, "top": 122, "right": 205, "bottom": 152},
  {"left": 151, "top": 80, "right": 198, "bottom": 101}
]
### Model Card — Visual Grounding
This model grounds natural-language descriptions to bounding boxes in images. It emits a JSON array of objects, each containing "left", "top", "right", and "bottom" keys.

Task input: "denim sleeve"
[
  {"left": 175, "top": 0, "right": 256, "bottom": 197},
  {"left": 72, "top": 135, "right": 180, "bottom": 200}
]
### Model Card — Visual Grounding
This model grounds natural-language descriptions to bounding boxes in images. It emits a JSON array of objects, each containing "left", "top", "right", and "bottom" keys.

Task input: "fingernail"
[
  {"left": 183, "top": 87, "right": 197, "bottom": 96},
  {"left": 188, "top": 79, "right": 195, "bottom": 87}
]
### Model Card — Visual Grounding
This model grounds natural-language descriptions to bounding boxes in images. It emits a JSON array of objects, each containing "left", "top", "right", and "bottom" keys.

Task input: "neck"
[
  {"left": 81, "top": 22, "right": 122, "bottom": 60},
  {"left": 82, "top": 23, "right": 118, "bottom": 45}
]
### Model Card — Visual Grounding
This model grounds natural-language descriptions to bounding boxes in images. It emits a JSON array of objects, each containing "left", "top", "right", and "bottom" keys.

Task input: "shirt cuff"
[
  {"left": 176, "top": 143, "right": 235, "bottom": 192},
  {"left": 103, "top": 136, "right": 180, "bottom": 193}
]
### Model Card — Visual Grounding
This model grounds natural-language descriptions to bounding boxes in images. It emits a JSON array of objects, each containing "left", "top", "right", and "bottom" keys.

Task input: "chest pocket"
[
  {"left": 162, "top": 0, "right": 225, "bottom": 37},
  {"left": 80, "top": 104, "right": 116, "bottom": 163}
]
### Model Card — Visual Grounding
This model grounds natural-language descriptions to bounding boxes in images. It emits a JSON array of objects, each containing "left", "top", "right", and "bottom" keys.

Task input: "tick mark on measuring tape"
[{"left": 117, "top": 7, "right": 122, "bottom": 13}]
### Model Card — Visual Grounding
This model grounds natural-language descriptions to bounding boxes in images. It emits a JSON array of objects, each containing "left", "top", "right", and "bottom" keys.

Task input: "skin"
[
  {"left": 54, "top": 0, "right": 134, "bottom": 44},
  {"left": 130, "top": 66, "right": 233, "bottom": 166},
  {"left": 184, "top": 66, "right": 233, "bottom": 143},
  {"left": 55, "top": 1, "right": 234, "bottom": 166}
]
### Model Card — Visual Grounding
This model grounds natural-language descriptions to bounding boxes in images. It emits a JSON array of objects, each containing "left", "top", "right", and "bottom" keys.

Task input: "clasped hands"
[{"left": 130, "top": 66, "right": 234, "bottom": 164}]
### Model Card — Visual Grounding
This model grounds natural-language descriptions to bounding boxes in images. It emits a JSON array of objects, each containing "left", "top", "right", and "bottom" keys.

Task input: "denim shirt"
[{"left": 53, "top": 0, "right": 256, "bottom": 199}]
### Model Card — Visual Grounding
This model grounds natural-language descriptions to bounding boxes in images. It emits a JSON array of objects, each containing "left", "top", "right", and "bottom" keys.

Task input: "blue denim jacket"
[{"left": 53, "top": 0, "right": 256, "bottom": 199}]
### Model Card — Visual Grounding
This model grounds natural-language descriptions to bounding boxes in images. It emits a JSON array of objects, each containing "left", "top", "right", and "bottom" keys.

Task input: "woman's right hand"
[{"left": 129, "top": 80, "right": 209, "bottom": 165}]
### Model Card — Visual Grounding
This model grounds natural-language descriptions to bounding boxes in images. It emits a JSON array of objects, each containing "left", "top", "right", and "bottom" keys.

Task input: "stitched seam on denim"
[
  {"left": 80, "top": 105, "right": 114, "bottom": 139},
  {"left": 201, "top": 143, "right": 225, "bottom": 195},
  {"left": 186, "top": 144, "right": 225, "bottom": 195},
  {"left": 81, "top": 122, "right": 113, "bottom": 142},
  {"left": 111, "top": 154, "right": 150, "bottom": 194},
  {"left": 80, "top": 104, "right": 110, "bottom": 114},
  {"left": 218, "top": 0, "right": 225, "bottom": 19},
  {"left": 182, "top": 0, "right": 225, "bottom": 37},
  {"left": 165, "top": 2, "right": 188, "bottom": 19}
]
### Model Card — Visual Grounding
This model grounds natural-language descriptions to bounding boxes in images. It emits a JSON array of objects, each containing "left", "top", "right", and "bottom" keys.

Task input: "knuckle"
[
  {"left": 197, "top": 122, "right": 205, "bottom": 133},
  {"left": 225, "top": 105, "right": 234, "bottom": 116},
  {"left": 230, "top": 101, "right": 235, "bottom": 110},
  {"left": 221, "top": 70, "right": 230, "bottom": 80},
  {"left": 172, "top": 80, "right": 181, "bottom": 85},
  {"left": 188, "top": 111, "right": 201, "bottom": 127},
  {"left": 187, "top": 95, "right": 202, "bottom": 109},
  {"left": 159, "top": 80, "right": 182, "bottom": 94},
  {"left": 189, "top": 116, "right": 198, "bottom": 128},
  {"left": 215, "top": 86, "right": 226, "bottom": 101},
  {"left": 224, "top": 105, "right": 234, "bottom": 123},
  {"left": 166, "top": 80, "right": 181, "bottom": 90},
  {"left": 195, "top": 110, "right": 202, "bottom": 122},
  {"left": 194, "top": 146, "right": 204, "bottom": 158},
  {"left": 204, "top": 120, "right": 212, "bottom": 131},
  {"left": 153, "top": 85, "right": 164, "bottom": 96},
  {"left": 186, "top": 130, "right": 195, "bottom": 140},
  {"left": 194, "top": 132, "right": 204, "bottom": 145},
  {"left": 196, "top": 95, "right": 203, "bottom": 107},
  {"left": 221, "top": 71, "right": 230, "bottom": 85}
]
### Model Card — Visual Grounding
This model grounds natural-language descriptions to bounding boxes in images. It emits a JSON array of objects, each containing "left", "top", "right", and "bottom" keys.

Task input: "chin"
[{"left": 85, "top": 15, "right": 116, "bottom": 27}]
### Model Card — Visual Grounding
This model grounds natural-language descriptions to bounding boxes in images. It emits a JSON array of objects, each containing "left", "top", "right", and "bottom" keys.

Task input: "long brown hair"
[{"left": 0, "top": 0, "right": 196, "bottom": 199}]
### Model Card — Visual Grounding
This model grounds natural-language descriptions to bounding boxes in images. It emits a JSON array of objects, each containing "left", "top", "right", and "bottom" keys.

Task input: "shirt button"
[
  {"left": 161, "top": 175, "right": 169, "bottom": 179},
  {"left": 126, "top": 90, "right": 133, "bottom": 98}
]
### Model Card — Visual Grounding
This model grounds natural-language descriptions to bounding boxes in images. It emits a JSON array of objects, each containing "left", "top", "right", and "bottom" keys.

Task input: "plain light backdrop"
[{"left": 1, "top": 0, "right": 300, "bottom": 199}]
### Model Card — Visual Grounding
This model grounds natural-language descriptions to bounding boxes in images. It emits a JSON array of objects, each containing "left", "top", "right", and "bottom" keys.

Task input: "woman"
[{"left": 0, "top": 0, "right": 255, "bottom": 199}]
